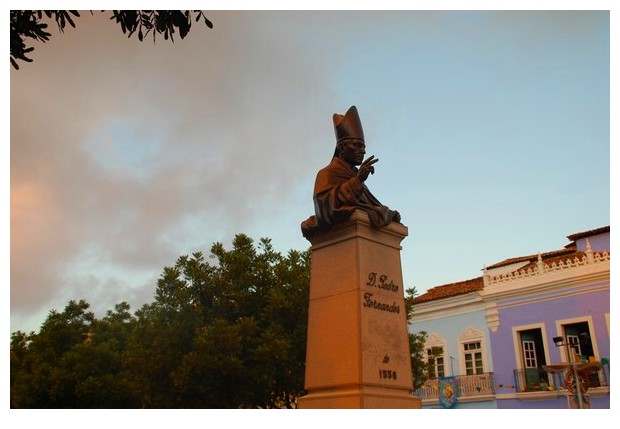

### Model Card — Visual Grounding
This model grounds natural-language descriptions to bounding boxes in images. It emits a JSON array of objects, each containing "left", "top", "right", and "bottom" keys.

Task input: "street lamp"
[{"left": 552, "top": 335, "right": 585, "bottom": 409}]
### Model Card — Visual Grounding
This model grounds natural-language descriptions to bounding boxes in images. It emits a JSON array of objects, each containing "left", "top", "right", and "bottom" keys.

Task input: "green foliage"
[
  {"left": 404, "top": 286, "right": 430, "bottom": 392},
  {"left": 409, "top": 330, "right": 429, "bottom": 392},
  {"left": 10, "top": 10, "right": 213, "bottom": 70},
  {"left": 10, "top": 300, "right": 140, "bottom": 408},
  {"left": 10, "top": 234, "right": 310, "bottom": 408},
  {"left": 403, "top": 286, "right": 417, "bottom": 317}
]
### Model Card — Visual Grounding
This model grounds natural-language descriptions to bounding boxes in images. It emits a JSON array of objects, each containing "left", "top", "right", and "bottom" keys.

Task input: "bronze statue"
[{"left": 301, "top": 106, "right": 401, "bottom": 239}]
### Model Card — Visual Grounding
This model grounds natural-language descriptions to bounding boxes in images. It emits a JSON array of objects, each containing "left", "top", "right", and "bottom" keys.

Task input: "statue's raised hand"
[{"left": 357, "top": 155, "right": 379, "bottom": 182}]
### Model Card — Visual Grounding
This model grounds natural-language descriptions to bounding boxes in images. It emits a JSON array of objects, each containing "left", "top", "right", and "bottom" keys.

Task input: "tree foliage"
[
  {"left": 409, "top": 329, "right": 429, "bottom": 392},
  {"left": 404, "top": 286, "right": 430, "bottom": 392},
  {"left": 9, "top": 299, "right": 139, "bottom": 408},
  {"left": 10, "top": 10, "right": 213, "bottom": 70},
  {"left": 10, "top": 234, "right": 310, "bottom": 408}
]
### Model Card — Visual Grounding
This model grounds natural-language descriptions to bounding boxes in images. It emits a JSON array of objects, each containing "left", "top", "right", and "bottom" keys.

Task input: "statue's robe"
[{"left": 301, "top": 156, "right": 398, "bottom": 239}]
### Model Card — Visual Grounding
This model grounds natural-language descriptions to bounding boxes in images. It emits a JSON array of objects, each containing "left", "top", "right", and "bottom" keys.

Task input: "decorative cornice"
[
  {"left": 425, "top": 334, "right": 446, "bottom": 348},
  {"left": 481, "top": 268, "right": 609, "bottom": 303},
  {"left": 484, "top": 251, "right": 609, "bottom": 286},
  {"left": 485, "top": 303, "right": 500, "bottom": 332},
  {"left": 458, "top": 327, "right": 484, "bottom": 341}
]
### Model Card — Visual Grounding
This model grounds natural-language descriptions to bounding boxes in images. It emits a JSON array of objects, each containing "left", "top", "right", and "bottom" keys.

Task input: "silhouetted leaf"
[{"left": 11, "top": 10, "right": 214, "bottom": 70}]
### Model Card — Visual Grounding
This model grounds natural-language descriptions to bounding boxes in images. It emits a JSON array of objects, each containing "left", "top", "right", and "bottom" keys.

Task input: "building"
[{"left": 409, "top": 226, "right": 610, "bottom": 409}]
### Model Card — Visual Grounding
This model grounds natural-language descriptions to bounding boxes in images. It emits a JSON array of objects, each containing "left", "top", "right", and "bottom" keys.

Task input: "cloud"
[{"left": 10, "top": 11, "right": 336, "bottom": 331}]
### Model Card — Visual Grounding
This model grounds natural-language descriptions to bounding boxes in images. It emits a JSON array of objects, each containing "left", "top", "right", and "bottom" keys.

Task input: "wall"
[
  {"left": 575, "top": 231, "right": 610, "bottom": 252},
  {"left": 409, "top": 309, "right": 492, "bottom": 376}
]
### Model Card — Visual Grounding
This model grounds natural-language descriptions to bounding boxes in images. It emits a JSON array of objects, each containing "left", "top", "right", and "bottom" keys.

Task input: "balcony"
[
  {"left": 414, "top": 373, "right": 495, "bottom": 400},
  {"left": 513, "top": 367, "right": 552, "bottom": 392},
  {"left": 514, "top": 365, "right": 608, "bottom": 392}
]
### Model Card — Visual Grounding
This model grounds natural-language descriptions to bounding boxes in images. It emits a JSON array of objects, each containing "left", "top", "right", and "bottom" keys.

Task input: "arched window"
[
  {"left": 424, "top": 334, "right": 448, "bottom": 378},
  {"left": 458, "top": 327, "right": 487, "bottom": 375}
]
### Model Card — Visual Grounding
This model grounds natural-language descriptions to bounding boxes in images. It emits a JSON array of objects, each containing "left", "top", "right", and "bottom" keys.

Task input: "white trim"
[
  {"left": 426, "top": 333, "right": 446, "bottom": 348},
  {"left": 605, "top": 313, "right": 610, "bottom": 335},
  {"left": 485, "top": 302, "right": 500, "bottom": 332},
  {"left": 554, "top": 315, "right": 599, "bottom": 361},
  {"left": 485, "top": 252, "right": 609, "bottom": 286},
  {"left": 511, "top": 323, "right": 552, "bottom": 371},
  {"left": 457, "top": 327, "right": 488, "bottom": 375},
  {"left": 458, "top": 326, "right": 484, "bottom": 342},
  {"left": 424, "top": 334, "right": 449, "bottom": 377}
]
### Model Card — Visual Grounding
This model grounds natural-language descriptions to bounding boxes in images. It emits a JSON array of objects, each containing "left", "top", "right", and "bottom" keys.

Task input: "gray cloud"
[{"left": 10, "top": 11, "right": 337, "bottom": 331}]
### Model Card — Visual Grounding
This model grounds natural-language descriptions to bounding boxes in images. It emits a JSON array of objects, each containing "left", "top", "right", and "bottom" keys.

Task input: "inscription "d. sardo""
[{"left": 366, "top": 272, "right": 399, "bottom": 292}]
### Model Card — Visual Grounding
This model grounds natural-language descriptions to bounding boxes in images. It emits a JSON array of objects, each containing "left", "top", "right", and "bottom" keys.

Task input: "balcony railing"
[
  {"left": 415, "top": 373, "right": 495, "bottom": 400},
  {"left": 415, "top": 367, "right": 608, "bottom": 400},
  {"left": 546, "top": 367, "right": 608, "bottom": 390},
  {"left": 513, "top": 367, "right": 552, "bottom": 392},
  {"left": 514, "top": 366, "right": 608, "bottom": 392}
]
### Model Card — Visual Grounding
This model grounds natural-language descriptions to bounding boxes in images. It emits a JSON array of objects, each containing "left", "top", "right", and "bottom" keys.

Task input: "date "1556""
[{"left": 379, "top": 369, "right": 397, "bottom": 380}]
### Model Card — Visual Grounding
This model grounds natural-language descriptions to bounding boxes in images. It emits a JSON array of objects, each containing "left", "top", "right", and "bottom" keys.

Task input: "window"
[
  {"left": 560, "top": 321, "right": 600, "bottom": 388},
  {"left": 515, "top": 327, "right": 550, "bottom": 391},
  {"left": 518, "top": 329, "right": 546, "bottom": 368},
  {"left": 426, "top": 346, "right": 445, "bottom": 379},
  {"left": 458, "top": 327, "right": 487, "bottom": 376},
  {"left": 522, "top": 340, "right": 538, "bottom": 368},
  {"left": 562, "top": 322, "right": 592, "bottom": 358},
  {"left": 424, "top": 334, "right": 447, "bottom": 379},
  {"left": 567, "top": 334, "right": 582, "bottom": 355},
  {"left": 463, "top": 341, "right": 483, "bottom": 375}
]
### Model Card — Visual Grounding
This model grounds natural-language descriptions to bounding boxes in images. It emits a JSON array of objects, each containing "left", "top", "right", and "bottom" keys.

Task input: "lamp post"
[{"left": 553, "top": 335, "right": 584, "bottom": 409}]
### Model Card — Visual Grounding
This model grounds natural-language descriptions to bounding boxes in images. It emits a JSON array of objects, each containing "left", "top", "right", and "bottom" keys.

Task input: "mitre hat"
[{"left": 333, "top": 105, "right": 364, "bottom": 142}]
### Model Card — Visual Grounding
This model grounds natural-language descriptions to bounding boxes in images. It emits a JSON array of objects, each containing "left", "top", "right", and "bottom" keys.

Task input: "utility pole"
[{"left": 553, "top": 336, "right": 584, "bottom": 409}]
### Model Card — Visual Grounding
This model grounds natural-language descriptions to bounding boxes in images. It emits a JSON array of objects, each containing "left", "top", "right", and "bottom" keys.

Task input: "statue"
[{"left": 301, "top": 106, "right": 401, "bottom": 239}]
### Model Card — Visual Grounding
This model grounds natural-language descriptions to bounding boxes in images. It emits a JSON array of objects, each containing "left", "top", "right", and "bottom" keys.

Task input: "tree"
[
  {"left": 409, "top": 330, "right": 429, "bottom": 392},
  {"left": 147, "top": 235, "right": 311, "bottom": 408},
  {"left": 119, "top": 236, "right": 312, "bottom": 408},
  {"left": 10, "top": 300, "right": 93, "bottom": 407},
  {"left": 10, "top": 10, "right": 213, "bottom": 70},
  {"left": 10, "top": 234, "right": 311, "bottom": 408},
  {"left": 404, "top": 286, "right": 430, "bottom": 392},
  {"left": 10, "top": 300, "right": 140, "bottom": 408}
]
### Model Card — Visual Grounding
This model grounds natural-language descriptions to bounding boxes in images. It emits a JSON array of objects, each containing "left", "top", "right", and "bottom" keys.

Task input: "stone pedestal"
[{"left": 297, "top": 210, "right": 421, "bottom": 409}]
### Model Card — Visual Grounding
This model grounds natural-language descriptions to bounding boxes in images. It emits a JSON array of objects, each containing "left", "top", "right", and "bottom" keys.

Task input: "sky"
[{"left": 6, "top": 4, "right": 614, "bottom": 337}]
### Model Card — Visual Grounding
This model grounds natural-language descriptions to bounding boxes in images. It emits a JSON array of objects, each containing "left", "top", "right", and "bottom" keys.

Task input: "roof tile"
[
  {"left": 566, "top": 225, "right": 610, "bottom": 242},
  {"left": 485, "top": 248, "right": 575, "bottom": 270},
  {"left": 413, "top": 277, "right": 483, "bottom": 304}
]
